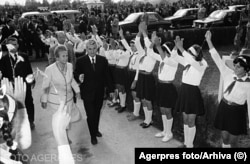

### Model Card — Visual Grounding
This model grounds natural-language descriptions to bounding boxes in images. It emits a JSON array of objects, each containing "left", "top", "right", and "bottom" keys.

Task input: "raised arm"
[
  {"left": 205, "top": 31, "right": 232, "bottom": 78},
  {"left": 119, "top": 28, "right": 132, "bottom": 53}
]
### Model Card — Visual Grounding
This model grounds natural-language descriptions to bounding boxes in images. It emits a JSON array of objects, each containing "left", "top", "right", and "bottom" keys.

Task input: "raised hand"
[
  {"left": 14, "top": 76, "right": 27, "bottom": 105},
  {"left": 119, "top": 28, "right": 124, "bottom": 38},
  {"left": 52, "top": 101, "right": 71, "bottom": 146},
  {"left": 1, "top": 78, "right": 14, "bottom": 97},
  {"left": 205, "top": 30, "right": 212, "bottom": 42}
]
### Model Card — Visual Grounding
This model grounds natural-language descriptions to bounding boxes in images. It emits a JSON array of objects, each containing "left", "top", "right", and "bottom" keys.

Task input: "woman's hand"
[
  {"left": 52, "top": 101, "right": 71, "bottom": 146},
  {"left": 205, "top": 30, "right": 212, "bottom": 42},
  {"left": 131, "top": 80, "right": 137, "bottom": 90},
  {"left": 41, "top": 102, "right": 47, "bottom": 109},
  {"left": 1, "top": 77, "right": 14, "bottom": 97},
  {"left": 75, "top": 92, "right": 81, "bottom": 99},
  {"left": 13, "top": 76, "right": 27, "bottom": 106}
]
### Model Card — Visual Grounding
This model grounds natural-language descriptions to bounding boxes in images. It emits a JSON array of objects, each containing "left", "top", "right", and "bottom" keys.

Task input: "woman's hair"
[
  {"left": 0, "top": 94, "right": 23, "bottom": 162},
  {"left": 233, "top": 55, "right": 250, "bottom": 72},
  {"left": 162, "top": 41, "right": 174, "bottom": 54},
  {"left": 54, "top": 45, "right": 68, "bottom": 58},
  {"left": 188, "top": 44, "right": 203, "bottom": 62}
]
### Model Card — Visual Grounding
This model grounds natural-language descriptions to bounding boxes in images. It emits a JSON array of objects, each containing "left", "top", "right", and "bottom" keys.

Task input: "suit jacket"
[
  {"left": 48, "top": 42, "right": 76, "bottom": 69},
  {"left": 0, "top": 52, "right": 33, "bottom": 83},
  {"left": 74, "top": 55, "right": 114, "bottom": 101},
  {"left": 0, "top": 25, "right": 15, "bottom": 43},
  {"left": 41, "top": 62, "right": 80, "bottom": 110}
]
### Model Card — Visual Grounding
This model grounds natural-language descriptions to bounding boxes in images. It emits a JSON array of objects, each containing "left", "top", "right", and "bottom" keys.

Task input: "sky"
[
  {"left": 0, "top": 0, "right": 127, "bottom": 6},
  {"left": 0, "top": 0, "right": 43, "bottom": 6}
]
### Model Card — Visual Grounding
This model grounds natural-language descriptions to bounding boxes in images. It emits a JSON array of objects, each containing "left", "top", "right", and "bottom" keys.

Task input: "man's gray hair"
[
  {"left": 55, "top": 31, "right": 66, "bottom": 38},
  {"left": 86, "top": 39, "right": 97, "bottom": 48}
]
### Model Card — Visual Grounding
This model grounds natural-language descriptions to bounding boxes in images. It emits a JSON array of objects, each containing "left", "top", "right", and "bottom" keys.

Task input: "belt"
[
  {"left": 116, "top": 65, "right": 127, "bottom": 69},
  {"left": 222, "top": 98, "right": 241, "bottom": 106},
  {"left": 139, "top": 70, "right": 151, "bottom": 75},
  {"left": 128, "top": 69, "right": 136, "bottom": 72},
  {"left": 158, "top": 79, "right": 173, "bottom": 84},
  {"left": 108, "top": 64, "right": 116, "bottom": 66}
]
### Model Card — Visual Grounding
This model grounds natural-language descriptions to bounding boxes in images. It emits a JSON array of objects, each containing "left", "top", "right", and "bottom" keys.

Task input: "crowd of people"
[
  {"left": 0, "top": 0, "right": 250, "bottom": 164},
  {"left": 0, "top": 0, "right": 249, "bottom": 60}
]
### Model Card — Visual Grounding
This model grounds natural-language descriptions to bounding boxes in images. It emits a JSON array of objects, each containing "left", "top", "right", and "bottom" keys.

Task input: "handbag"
[{"left": 69, "top": 102, "right": 82, "bottom": 123}]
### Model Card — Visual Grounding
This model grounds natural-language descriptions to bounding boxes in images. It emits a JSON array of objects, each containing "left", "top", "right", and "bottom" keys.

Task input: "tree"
[{"left": 42, "top": 0, "right": 49, "bottom": 6}]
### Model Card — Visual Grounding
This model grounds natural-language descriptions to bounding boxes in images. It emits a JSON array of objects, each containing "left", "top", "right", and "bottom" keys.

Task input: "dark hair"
[
  {"left": 162, "top": 41, "right": 174, "bottom": 53},
  {"left": 188, "top": 44, "right": 203, "bottom": 61},
  {"left": 6, "top": 37, "right": 18, "bottom": 44},
  {"left": 233, "top": 55, "right": 250, "bottom": 72}
]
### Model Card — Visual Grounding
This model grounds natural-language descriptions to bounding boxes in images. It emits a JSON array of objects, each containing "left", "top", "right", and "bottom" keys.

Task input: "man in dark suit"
[
  {"left": 74, "top": 39, "right": 114, "bottom": 145},
  {"left": 0, "top": 37, "right": 36, "bottom": 130},
  {"left": 0, "top": 18, "right": 15, "bottom": 44}
]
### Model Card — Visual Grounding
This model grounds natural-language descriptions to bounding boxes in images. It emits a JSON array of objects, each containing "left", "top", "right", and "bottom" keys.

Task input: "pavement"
[{"left": 23, "top": 60, "right": 182, "bottom": 164}]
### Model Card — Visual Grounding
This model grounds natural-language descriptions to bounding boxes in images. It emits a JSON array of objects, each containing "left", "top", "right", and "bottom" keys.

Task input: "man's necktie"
[
  {"left": 224, "top": 77, "right": 244, "bottom": 95},
  {"left": 14, "top": 53, "right": 18, "bottom": 63},
  {"left": 91, "top": 57, "right": 95, "bottom": 71}
]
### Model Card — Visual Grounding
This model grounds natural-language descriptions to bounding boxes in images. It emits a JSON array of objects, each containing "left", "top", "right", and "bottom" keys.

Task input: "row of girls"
[
  {"left": 77, "top": 21, "right": 208, "bottom": 148},
  {"left": 64, "top": 21, "right": 250, "bottom": 148}
]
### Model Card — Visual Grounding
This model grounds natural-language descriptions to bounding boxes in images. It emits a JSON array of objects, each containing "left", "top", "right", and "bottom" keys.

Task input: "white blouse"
[
  {"left": 173, "top": 50, "right": 208, "bottom": 86},
  {"left": 209, "top": 48, "right": 250, "bottom": 105}
]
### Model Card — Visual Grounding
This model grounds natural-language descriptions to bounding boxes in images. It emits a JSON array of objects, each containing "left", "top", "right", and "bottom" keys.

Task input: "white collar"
[
  {"left": 9, "top": 52, "right": 24, "bottom": 63},
  {"left": 233, "top": 74, "right": 248, "bottom": 81},
  {"left": 9, "top": 52, "right": 17, "bottom": 59},
  {"left": 88, "top": 55, "right": 96, "bottom": 63}
]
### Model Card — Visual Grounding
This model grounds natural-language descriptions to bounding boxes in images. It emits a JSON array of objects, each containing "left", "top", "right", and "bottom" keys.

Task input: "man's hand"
[{"left": 79, "top": 74, "right": 84, "bottom": 83}]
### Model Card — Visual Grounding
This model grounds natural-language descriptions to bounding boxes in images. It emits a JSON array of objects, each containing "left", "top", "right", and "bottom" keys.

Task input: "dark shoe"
[
  {"left": 30, "top": 123, "right": 35, "bottom": 130},
  {"left": 108, "top": 102, "right": 119, "bottom": 108},
  {"left": 117, "top": 106, "right": 126, "bottom": 113},
  {"left": 142, "top": 122, "right": 153, "bottom": 128},
  {"left": 140, "top": 122, "right": 146, "bottom": 126},
  {"left": 96, "top": 131, "right": 102, "bottom": 137},
  {"left": 127, "top": 114, "right": 139, "bottom": 121},
  {"left": 115, "top": 105, "right": 121, "bottom": 110},
  {"left": 91, "top": 138, "right": 98, "bottom": 145},
  {"left": 177, "top": 144, "right": 187, "bottom": 148}
]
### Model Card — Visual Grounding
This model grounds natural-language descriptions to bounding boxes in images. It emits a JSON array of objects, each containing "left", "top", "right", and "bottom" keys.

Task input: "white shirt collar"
[
  {"left": 88, "top": 55, "right": 96, "bottom": 63},
  {"left": 9, "top": 52, "right": 17, "bottom": 60}
]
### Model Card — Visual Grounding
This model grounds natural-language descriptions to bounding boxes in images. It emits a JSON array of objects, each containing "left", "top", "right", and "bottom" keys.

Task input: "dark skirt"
[
  {"left": 114, "top": 66, "right": 128, "bottom": 86},
  {"left": 136, "top": 72, "right": 156, "bottom": 102},
  {"left": 214, "top": 99, "right": 247, "bottom": 135},
  {"left": 157, "top": 81, "right": 177, "bottom": 108},
  {"left": 175, "top": 83, "right": 205, "bottom": 116},
  {"left": 127, "top": 69, "right": 136, "bottom": 91},
  {"left": 108, "top": 65, "right": 116, "bottom": 84}
]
